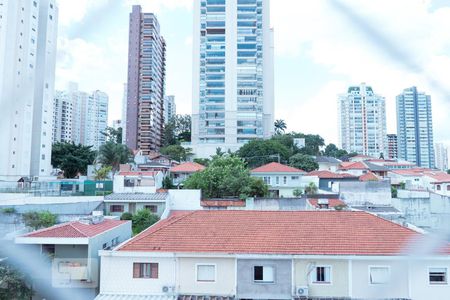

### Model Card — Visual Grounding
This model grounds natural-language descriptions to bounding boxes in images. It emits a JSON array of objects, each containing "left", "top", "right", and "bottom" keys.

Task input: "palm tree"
[
  {"left": 274, "top": 119, "right": 287, "bottom": 135},
  {"left": 304, "top": 182, "right": 318, "bottom": 195},
  {"left": 98, "top": 142, "right": 132, "bottom": 173}
]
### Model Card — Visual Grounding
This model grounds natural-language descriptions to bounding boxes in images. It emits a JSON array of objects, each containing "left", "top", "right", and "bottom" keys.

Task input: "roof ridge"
[
  {"left": 69, "top": 222, "right": 89, "bottom": 237},
  {"left": 23, "top": 220, "right": 76, "bottom": 237}
]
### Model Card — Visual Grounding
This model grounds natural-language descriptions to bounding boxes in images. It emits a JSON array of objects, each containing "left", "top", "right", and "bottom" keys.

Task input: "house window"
[
  {"left": 42, "top": 244, "right": 55, "bottom": 256},
  {"left": 144, "top": 205, "right": 157, "bottom": 213},
  {"left": 429, "top": 268, "right": 447, "bottom": 284},
  {"left": 253, "top": 266, "right": 274, "bottom": 283},
  {"left": 197, "top": 264, "right": 215, "bottom": 282},
  {"left": 133, "top": 263, "right": 158, "bottom": 279},
  {"left": 437, "top": 185, "right": 441, "bottom": 191},
  {"left": 110, "top": 205, "right": 124, "bottom": 213},
  {"left": 291, "top": 176, "right": 299, "bottom": 180},
  {"left": 369, "top": 266, "right": 390, "bottom": 284},
  {"left": 283, "top": 176, "right": 287, "bottom": 184},
  {"left": 263, "top": 177, "right": 271, "bottom": 185},
  {"left": 276, "top": 177, "right": 279, "bottom": 185},
  {"left": 447, "top": 185, "right": 450, "bottom": 191},
  {"left": 312, "top": 266, "right": 331, "bottom": 283}
]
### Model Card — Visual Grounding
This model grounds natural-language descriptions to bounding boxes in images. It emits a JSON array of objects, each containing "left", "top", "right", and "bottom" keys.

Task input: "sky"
[{"left": 55, "top": 0, "right": 450, "bottom": 146}]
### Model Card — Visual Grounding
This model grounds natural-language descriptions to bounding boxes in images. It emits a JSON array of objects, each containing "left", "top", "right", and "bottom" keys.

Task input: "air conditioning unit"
[
  {"left": 162, "top": 286, "right": 175, "bottom": 293},
  {"left": 296, "top": 286, "right": 309, "bottom": 297}
]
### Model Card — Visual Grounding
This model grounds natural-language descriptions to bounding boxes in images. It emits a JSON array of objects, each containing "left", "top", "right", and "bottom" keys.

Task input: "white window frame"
[
  {"left": 253, "top": 265, "right": 276, "bottom": 284},
  {"left": 428, "top": 267, "right": 448, "bottom": 285},
  {"left": 368, "top": 265, "right": 391, "bottom": 285},
  {"left": 195, "top": 263, "right": 217, "bottom": 283},
  {"left": 310, "top": 265, "right": 332, "bottom": 285}
]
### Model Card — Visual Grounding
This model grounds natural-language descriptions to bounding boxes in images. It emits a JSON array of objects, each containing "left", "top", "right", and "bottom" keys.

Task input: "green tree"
[
  {"left": 293, "top": 188, "right": 303, "bottom": 197},
  {"left": 160, "top": 145, "right": 193, "bottom": 162},
  {"left": 162, "top": 115, "right": 192, "bottom": 146},
  {"left": 193, "top": 158, "right": 210, "bottom": 167},
  {"left": 120, "top": 212, "right": 133, "bottom": 221},
  {"left": 237, "top": 139, "right": 292, "bottom": 168},
  {"left": 0, "top": 263, "right": 33, "bottom": 300},
  {"left": 94, "top": 166, "right": 112, "bottom": 180},
  {"left": 162, "top": 176, "right": 174, "bottom": 189},
  {"left": 52, "top": 142, "right": 96, "bottom": 178},
  {"left": 274, "top": 119, "right": 287, "bottom": 135},
  {"left": 132, "top": 209, "right": 160, "bottom": 235},
  {"left": 391, "top": 186, "right": 398, "bottom": 198},
  {"left": 241, "top": 177, "right": 269, "bottom": 198},
  {"left": 297, "top": 133, "right": 325, "bottom": 156},
  {"left": 289, "top": 153, "right": 319, "bottom": 172},
  {"left": 323, "top": 143, "right": 348, "bottom": 159},
  {"left": 22, "top": 211, "right": 57, "bottom": 230},
  {"left": 184, "top": 155, "right": 268, "bottom": 199},
  {"left": 101, "top": 127, "right": 123, "bottom": 144},
  {"left": 98, "top": 141, "right": 132, "bottom": 172},
  {"left": 304, "top": 182, "right": 318, "bottom": 195}
]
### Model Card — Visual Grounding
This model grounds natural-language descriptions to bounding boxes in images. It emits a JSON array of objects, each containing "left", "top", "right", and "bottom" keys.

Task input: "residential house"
[
  {"left": 113, "top": 171, "right": 164, "bottom": 194},
  {"left": 96, "top": 210, "right": 450, "bottom": 300},
  {"left": 304, "top": 170, "right": 358, "bottom": 192},
  {"left": 388, "top": 168, "right": 450, "bottom": 194},
  {"left": 15, "top": 214, "right": 131, "bottom": 300},
  {"left": 250, "top": 162, "right": 306, "bottom": 197},
  {"left": 170, "top": 162, "right": 205, "bottom": 186},
  {"left": 315, "top": 156, "right": 341, "bottom": 172},
  {"left": 104, "top": 193, "right": 168, "bottom": 217}
]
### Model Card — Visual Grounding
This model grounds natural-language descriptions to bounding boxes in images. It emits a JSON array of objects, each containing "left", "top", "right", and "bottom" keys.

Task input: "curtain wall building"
[
  {"left": 163, "top": 95, "right": 176, "bottom": 124},
  {"left": 396, "top": 87, "right": 434, "bottom": 168},
  {"left": 191, "top": 0, "right": 275, "bottom": 158},
  {"left": 125, "top": 6, "right": 166, "bottom": 155},
  {"left": 338, "top": 83, "right": 387, "bottom": 158},
  {"left": 0, "top": 0, "right": 58, "bottom": 180}
]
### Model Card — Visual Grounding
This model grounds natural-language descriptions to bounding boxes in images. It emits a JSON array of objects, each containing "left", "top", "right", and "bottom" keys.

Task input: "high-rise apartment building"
[
  {"left": 387, "top": 134, "right": 398, "bottom": 159},
  {"left": 191, "top": 0, "right": 275, "bottom": 158},
  {"left": 164, "top": 95, "right": 176, "bottom": 124},
  {"left": 0, "top": 0, "right": 58, "bottom": 180},
  {"left": 52, "top": 83, "right": 109, "bottom": 150},
  {"left": 396, "top": 87, "right": 434, "bottom": 168},
  {"left": 126, "top": 6, "right": 166, "bottom": 155},
  {"left": 435, "top": 143, "right": 448, "bottom": 171},
  {"left": 121, "top": 83, "right": 127, "bottom": 144},
  {"left": 338, "top": 83, "right": 387, "bottom": 158}
]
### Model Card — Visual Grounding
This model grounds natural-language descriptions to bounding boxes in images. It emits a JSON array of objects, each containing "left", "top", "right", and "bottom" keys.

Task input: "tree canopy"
[
  {"left": 51, "top": 142, "right": 96, "bottom": 178},
  {"left": 98, "top": 141, "right": 132, "bottom": 172},
  {"left": 22, "top": 211, "right": 57, "bottom": 230},
  {"left": 289, "top": 153, "right": 319, "bottom": 172},
  {"left": 183, "top": 155, "right": 268, "bottom": 199},
  {"left": 323, "top": 143, "right": 349, "bottom": 159},
  {"left": 163, "top": 114, "right": 191, "bottom": 147},
  {"left": 237, "top": 139, "right": 292, "bottom": 168},
  {"left": 160, "top": 145, "right": 193, "bottom": 162},
  {"left": 101, "top": 127, "right": 123, "bottom": 144},
  {"left": 0, "top": 263, "right": 33, "bottom": 300},
  {"left": 274, "top": 119, "right": 287, "bottom": 135},
  {"left": 132, "top": 209, "right": 160, "bottom": 235}
]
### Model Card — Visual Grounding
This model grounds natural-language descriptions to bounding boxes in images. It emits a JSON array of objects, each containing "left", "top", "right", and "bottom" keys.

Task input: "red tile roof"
[
  {"left": 170, "top": 162, "right": 205, "bottom": 173},
  {"left": 359, "top": 172, "right": 380, "bottom": 182},
  {"left": 339, "top": 162, "right": 368, "bottom": 170},
  {"left": 118, "top": 210, "right": 427, "bottom": 256},
  {"left": 251, "top": 162, "right": 305, "bottom": 173},
  {"left": 307, "top": 199, "right": 346, "bottom": 208},
  {"left": 306, "top": 170, "right": 356, "bottom": 179},
  {"left": 23, "top": 219, "right": 128, "bottom": 238},
  {"left": 119, "top": 171, "right": 157, "bottom": 177}
]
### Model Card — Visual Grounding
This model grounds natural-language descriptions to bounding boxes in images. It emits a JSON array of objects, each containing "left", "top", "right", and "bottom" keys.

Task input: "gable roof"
[
  {"left": 251, "top": 162, "right": 305, "bottom": 173},
  {"left": 339, "top": 161, "right": 369, "bottom": 170},
  {"left": 315, "top": 156, "right": 341, "bottom": 164},
  {"left": 359, "top": 172, "right": 380, "bottom": 182},
  {"left": 118, "top": 210, "right": 427, "bottom": 256},
  {"left": 306, "top": 170, "right": 357, "bottom": 179},
  {"left": 23, "top": 219, "right": 128, "bottom": 238},
  {"left": 170, "top": 162, "right": 205, "bottom": 173}
]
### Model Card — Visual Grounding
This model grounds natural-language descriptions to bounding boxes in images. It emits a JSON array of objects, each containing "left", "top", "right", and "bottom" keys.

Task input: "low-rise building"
[
  {"left": 315, "top": 156, "right": 341, "bottom": 172},
  {"left": 304, "top": 170, "right": 358, "bottom": 192},
  {"left": 170, "top": 162, "right": 205, "bottom": 186},
  {"left": 104, "top": 193, "right": 168, "bottom": 217},
  {"left": 113, "top": 171, "right": 164, "bottom": 194},
  {"left": 96, "top": 210, "right": 450, "bottom": 300},
  {"left": 15, "top": 215, "right": 131, "bottom": 300},
  {"left": 250, "top": 162, "right": 306, "bottom": 197}
]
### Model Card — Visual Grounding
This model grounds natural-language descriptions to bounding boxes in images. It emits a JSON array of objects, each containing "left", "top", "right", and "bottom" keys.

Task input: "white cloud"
[
  {"left": 56, "top": 0, "right": 109, "bottom": 26},
  {"left": 124, "top": 0, "right": 192, "bottom": 12}
]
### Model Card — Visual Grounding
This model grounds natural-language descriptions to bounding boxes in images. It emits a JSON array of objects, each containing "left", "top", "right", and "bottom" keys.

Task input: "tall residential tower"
[
  {"left": 0, "top": 0, "right": 58, "bottom": 180},
  {"left": 191, "top": 0, "right": 275, "bottom": 158},
  {"left": 338, "top": 83, "right": 387, "bottom": 158},
  {"left": 126, "top": 6, "right": 166, "bottom": 155},
  {"left": 396, "top": 87, "right": 434, "bottom": 168}
]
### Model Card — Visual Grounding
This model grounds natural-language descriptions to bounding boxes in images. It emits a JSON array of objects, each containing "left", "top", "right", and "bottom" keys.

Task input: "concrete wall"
[
  {"left": 178, "top": 257, "right": 235, "bottom": 295},
  {"left": 236, "top": 259, "right": 292, "bottom": 299},
  {"left": 55, "top": 244, "right": 88, "bottom": 259},
  {"left": 339, "top": 181, "right": 392, "bottom": 205},
  {"left": 162, "top": 190, "right": 202, "bottom": 219},
  {"left": 410, "top": 260, "right": 450, "bottom": 300},
  {"left": 99, "top": 255, "right": 176, "bottom": 294},
  {"left": 105, "top": 202, "right": 165, "bottom": 217},
  {"left": 295, "top": 259, "right": 349, "bottom": 298}
]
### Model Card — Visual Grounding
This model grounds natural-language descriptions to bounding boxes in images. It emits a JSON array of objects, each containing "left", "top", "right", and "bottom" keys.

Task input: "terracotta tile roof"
[
  {"left": 359, "top": 172, "right": 380, "bottom": 182},
  {"left": 307, "top": 199, "right": 346, "bottom": 208},
  {"left": 119, "top": 171, "right": 156, "bottom": 177},
  {"left": 118, "top": 210, "right": 427, "bottom": 256},
  {"left": 251, "top": 162, "right": 305, "bottom": 173},
  {"left": 23, "top": 219, "right": 128, "bottom": 238},
  {"left": 170, "top": 162, "right": 205, "bottom": 173},
  {"left": 339, "top": 161, "right": 368, "bottom": 170},
  {"left": 201, "top": 200, "right": 246, "bottom": 208},
  {"left": 306, "top": 170, "right": 356, "bottom": 179}
]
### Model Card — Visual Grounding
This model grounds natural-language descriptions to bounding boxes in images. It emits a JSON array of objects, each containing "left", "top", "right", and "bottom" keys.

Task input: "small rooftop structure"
[{"left": 251, "top": 162, "right": 305, "bottom": 173}]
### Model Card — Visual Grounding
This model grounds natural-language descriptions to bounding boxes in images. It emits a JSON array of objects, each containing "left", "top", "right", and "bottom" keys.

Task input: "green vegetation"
[
  {"left": 162, "top": 176, "right": 174, "bottom": 189},
  {"left": 98, "top": 141, "right": 132, "bottom": 172},
  {"left": 323, "top": 143, "right": 349, "bottom": 159},
  {"left": 237, "top": 139, "right": 292, "bottom": 168},
  {"left": 163, "top": 114, "right": 192, "bottom": 147},
  {"left": 289, "top": 153, "right": 319, "bottom": 172},
  {"left": 101, "top": 127, "right": 123, "bottom": 144},
  {"left": 274, "top": 119, "right": 287, "bottom": 135},
  {"left": 293, "top": 188, "right": 303, "bottom": 197},
  {"left": 51, "top": 142, "right": 96, "bottom": 178},
  {"left": 94, "top": 166, "right": 113, "bottom": 181},
  {"left": 22, "top": 211, "right": 57, "bottom": 230},
  {"left": 1, "top": 207, "right": 16, "bottom": 214},
  {"left": 160, "top": 144, "right": 193, "bottom": 162},
  {"left": 0, "top": 263, "right": 33, "bottom": 300},
  {"left": 184, "top": 155, "right": 268, "bottom": 199},
  {"left": 193, "top": 158, "right": 210, "bottom": 167},
  {"left": 304, "top": 182, "right": 319, "bottom": 195},
  {"left": 391, "top": 186, "right": 398, "bottom": 198},
  {"left": 132, "top": 209, "right": 160, "bottom": 235},
  {"left": 120, "top": 212, "right": 133, "bottom": 221}
]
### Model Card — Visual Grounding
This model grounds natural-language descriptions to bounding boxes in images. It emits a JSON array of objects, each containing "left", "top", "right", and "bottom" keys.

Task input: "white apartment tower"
[
  {"left": 338, "top": 83, "right": 387, "bottom": 158},
  {"left": 164, "top": 95, "right": 176, "bottom": 124},
  {"left": 191, "top": 0, "right": 275, "bottom": 158},
  {"left": 0, "top": 0, "right": 58, "bottom": 180},
  {"left": 435, "top": 143, "right": 448, "bottom": 171},
  {"left": 85, "top": 90, "right": 108, "bottom": 150}
]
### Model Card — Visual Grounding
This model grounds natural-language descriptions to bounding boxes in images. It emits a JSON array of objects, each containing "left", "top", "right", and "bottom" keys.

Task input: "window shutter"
[
  {"left": 150, "top": 263, "right": 159, "bottom": 279},
  {"left": 133, "top": 263, "right": 140, "bottom": 278}
]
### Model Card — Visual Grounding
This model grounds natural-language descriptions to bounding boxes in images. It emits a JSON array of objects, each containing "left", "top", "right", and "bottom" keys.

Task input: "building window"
[
  {"left": 276, "top": 177, "right": 279, "bottom": 185},
  {"left": 291, "top": 176, "right": 299, "bottom": 180},
  {"left": 447, "top": 185, "right": 450, "bottom": 191},
  {"left": 102, "top": 243, "right": 108, "bottom": 249},
  {"left": 369, "top": 266, "right": 390, "bottom": 284},
  {"left": 312, "top": 266, "right": 331, "bottom": 284},
  {"left": 283, "top": 176, "right": 287, "bottom": 184},
  {"left": 144, "top": 205, "right": 157, "bottom": 213},
  {"left": 133, "top": 263, "right": 158, "bottom": 279},
  {"left": 437, "top": 185, "right": 441, "bottom": 191},
  {"left": 42, "top": 244, "right": 55, "bottom": 256},
  {"left": 196, "top": 264, "right": 215, "bottom": 282},
  {"left": 254, "top": 266, "right": 274, "bottom": 283},
  {"left": 110, "top": 205, "right": 124, "bottom": 213},
  {"left": 429, "top": 268, "right": 447, "bottom": 284}
]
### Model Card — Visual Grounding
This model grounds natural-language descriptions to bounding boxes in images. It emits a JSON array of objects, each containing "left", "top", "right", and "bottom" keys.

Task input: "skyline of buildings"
[
  {"left": 125, "top": 6, "right": 166, "bottom": 156},
  {"left": 0, "top": 0, "right": 58, "bottom": 180},
  {"left": 338, "top": 83, "right": 387, "bottom": 158},
  {"left": 190, "top": 0, "right": 275, "bottom": 158},
  {"left": 163, "top": 95, "right": 176, "bottom": 124},
  {"left": 435, "top": 143, "right": 448, "bottom": 171},
  {"left": 397, "top": 86, "right": 435, "bottom": 169}
]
